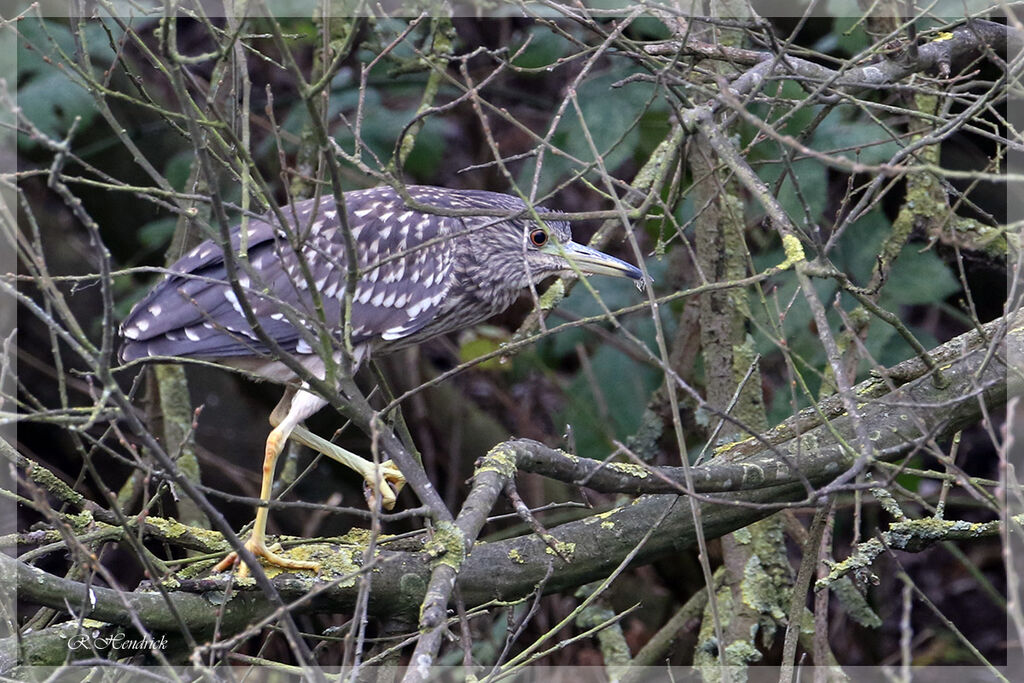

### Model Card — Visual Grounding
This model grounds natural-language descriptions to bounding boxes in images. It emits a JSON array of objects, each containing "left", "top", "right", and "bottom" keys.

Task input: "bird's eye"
[{"left": 529, "top": 229, "right": 548, "bottom": 247}]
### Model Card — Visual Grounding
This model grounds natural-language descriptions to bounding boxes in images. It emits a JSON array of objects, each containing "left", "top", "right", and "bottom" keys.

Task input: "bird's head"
[
  {"left": 517, "top": 218, "right": 644, "bottom": 286},
  {"left": 459, "top": 195, "right": 644, "bottom": 296}
]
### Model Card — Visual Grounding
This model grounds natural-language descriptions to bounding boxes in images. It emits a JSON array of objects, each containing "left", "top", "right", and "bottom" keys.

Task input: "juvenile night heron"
[{"left": 120, "top": 185, "right": 642, "bottom": 574}]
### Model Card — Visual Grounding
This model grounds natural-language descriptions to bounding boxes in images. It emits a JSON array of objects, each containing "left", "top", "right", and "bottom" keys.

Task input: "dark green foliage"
[{"left": 17, "top": 18, "right": 115, "bottom": 149}]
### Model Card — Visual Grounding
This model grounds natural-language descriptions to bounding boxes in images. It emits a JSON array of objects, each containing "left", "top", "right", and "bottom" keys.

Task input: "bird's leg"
[
  {"left": 268, "top": 385, "right": 298, "bottom": 427},
  {"left": 274, "top": 386, "right": 405, "bottom": 509},
  {"left": 288, "top": 425, "right": 406, "bottom": 510},
  {"left": 214, "top": 389, "right": 325, "bottom": 576}
]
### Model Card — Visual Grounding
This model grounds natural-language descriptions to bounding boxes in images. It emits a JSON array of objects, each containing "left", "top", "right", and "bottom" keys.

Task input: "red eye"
[{"left": 529, "top": 229, "right": 548, "bottom": 247}]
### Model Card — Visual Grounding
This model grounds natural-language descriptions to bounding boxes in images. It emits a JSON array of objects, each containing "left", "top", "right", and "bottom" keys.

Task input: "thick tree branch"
[{"left": 10, "top": 309, "right": 1016, "bottom": 642}]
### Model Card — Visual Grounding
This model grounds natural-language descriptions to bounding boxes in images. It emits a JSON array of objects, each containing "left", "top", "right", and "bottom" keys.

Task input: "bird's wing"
[
  {"left": 119, "top": 190, "right": 460, "bottom": 362},
  {"left": 343, "top": 187, "right": 459, "bottom": 346},
  {"left": 119, "top": 200, "right": 322, "bottom": 361}
]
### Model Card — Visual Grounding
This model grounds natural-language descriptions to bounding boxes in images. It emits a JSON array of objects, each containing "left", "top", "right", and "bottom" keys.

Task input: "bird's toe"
[
  {"left": 363, "top": 460, "right": 405, "bottom": 510},
  {"left": 214, "top": 538, "right": 321, "bottom": 577}
]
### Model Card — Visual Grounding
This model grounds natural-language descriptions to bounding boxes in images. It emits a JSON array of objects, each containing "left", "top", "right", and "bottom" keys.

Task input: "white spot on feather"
[
  {"left": 406, "top": 299, "right": 432, "bottom": 317},
  {"left": 224, "top": 290, "right": 244, "bottom": 315}
]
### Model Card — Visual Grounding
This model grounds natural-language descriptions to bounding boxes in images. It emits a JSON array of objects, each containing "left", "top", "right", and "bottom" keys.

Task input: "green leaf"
[
  {"left": 458, "top": 327, "right": 508, "bottom": 371},
  {"left": 401, "top": 116, "right": 452, "bottom": 179},
  {"left": 829, "top": 16, "right": 871, "bottom": 57},
  {"left": 18, "top": 18, "right": 116, "bottom": 79},
  {"left": 520, "top": 63, "right": 665, "bottom": 193},
  {"left": 759, "top": 157, "right": 827, "bottom": 224},
  {"left": 557, "top": 341, "right": 661, "bottom": 457},
  {"left": 137, "top": 217, "right": 178, "bottom": 252},
  {"left": 832, "top": 208, "right": 890, "bottom": 283},
  {"left": 747, "top": 80, "right": 816, "bottom": 140},
  {"left": 16, "top": 18, "right": 119, "bottom": 150},
  {"left": 511, "top": 26, "right": 567, "bottom": 69},
  {"left": 17, "top": 71, "right": 99, "bottom": 147},
  {"left": 549, "top": 256, "right": 666, "bottom": 358},
  {"left": 813, "top": 109, "right": 901, "bottom": 165},
  {"left": 880, "top": 248, "right": 960, "bottom": 306},
  {"left": 164, "top": 152, "right": 195, "bottom": 193}
]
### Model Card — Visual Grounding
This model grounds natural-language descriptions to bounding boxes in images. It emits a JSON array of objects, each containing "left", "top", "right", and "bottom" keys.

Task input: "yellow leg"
[
  {"left": 290, "top": 425, "right": 406, "bottom": 510},
  {"left": 213, "top": 387, "right": 408, "bottom": 575},
  {"left": 214, "top": 390, "right": 323, "bottom": 576}
]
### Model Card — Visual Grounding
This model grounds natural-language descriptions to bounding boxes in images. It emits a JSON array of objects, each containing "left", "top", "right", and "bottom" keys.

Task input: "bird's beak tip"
[{"left": 553, "top": 241, "right": 645, "bottom": 284}]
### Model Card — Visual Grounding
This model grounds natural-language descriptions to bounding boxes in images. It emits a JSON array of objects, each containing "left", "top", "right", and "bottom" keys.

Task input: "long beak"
[{"left": 545, "top": 241, "right": 643, "bottom": 280}]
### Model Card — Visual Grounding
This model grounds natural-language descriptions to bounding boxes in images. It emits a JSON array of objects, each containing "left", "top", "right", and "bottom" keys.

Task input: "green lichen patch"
[
  {"left": 147, "top": 516, "right": 226, "bottom": 549},
  {"left": 543, "top": 541, "right": 575, "bottom": 562},
  {"left": 157, "top": 575, "right": 181, "bottom": 590},
  {"left": 605, "top": 461, "right": 650, "bottom": 479},
  {"left": 27, "top": 462, "right": 84, "bottom": 507},
  {"left": 724, "top": 639, "right": 762, "bottom": 665},
  {"left": 816, "top": 538, "right": 883, "bottom": 590},
  {"left": 741, "top": 555, "right": 788, "bottom": 623},
  {"left": 476, "top": 444, "right": 518, "bottom": 479},
  {"left": 538, "top": 278, "right": 566, "bottom": 309},
  {"left": 583, "top": 504, "right": 628, "bottom": 530},
  {"left": 424, "top": 521, "right": 467, "bottom": 570},
  {"left": 712, "top": 434, "right": 757, "bottom": 457},
  {"left": 65, "top": 510, "right": 95, "bottom": 533},
  {"left": 731, "top": 527, "right": 753, "bottom": 544},
  {"left": 329, "top": 527, "right": 385, "bottom": 547},
  {"left": 399, "top": 571, "right": 426, "bottom": 597}
]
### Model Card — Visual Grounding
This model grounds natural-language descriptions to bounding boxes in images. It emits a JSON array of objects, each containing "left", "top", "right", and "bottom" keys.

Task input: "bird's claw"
[
  {"left": 213, "top": 538, "right": 320, "bottom": 577},
  {"left": 362, "top": 459, "right": 406, "bottom": 511}
]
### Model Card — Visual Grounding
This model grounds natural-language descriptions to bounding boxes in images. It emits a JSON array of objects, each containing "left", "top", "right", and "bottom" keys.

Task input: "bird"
[{"left": 119, "top": 184, "right": 643, "bottom": 575}]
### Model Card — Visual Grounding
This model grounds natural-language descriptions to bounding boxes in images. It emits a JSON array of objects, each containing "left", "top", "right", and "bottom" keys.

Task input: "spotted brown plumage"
[
  {"left": 119, "top": 184, "right": 643, "bottom": 576},
  {"left": 124, "top": 186, "right": 509, "bottom": 362}
]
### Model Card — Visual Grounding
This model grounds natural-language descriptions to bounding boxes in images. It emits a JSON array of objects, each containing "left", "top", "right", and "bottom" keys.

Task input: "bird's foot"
[
  {"left": 362, "top": 459, "right": 406, "bottom": 511},
  {"left": 289, "top": 426, "right": 406, "bottom": 511},
  {"left": 213, "top": 538, "right": 321, "bottom": 577}
]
